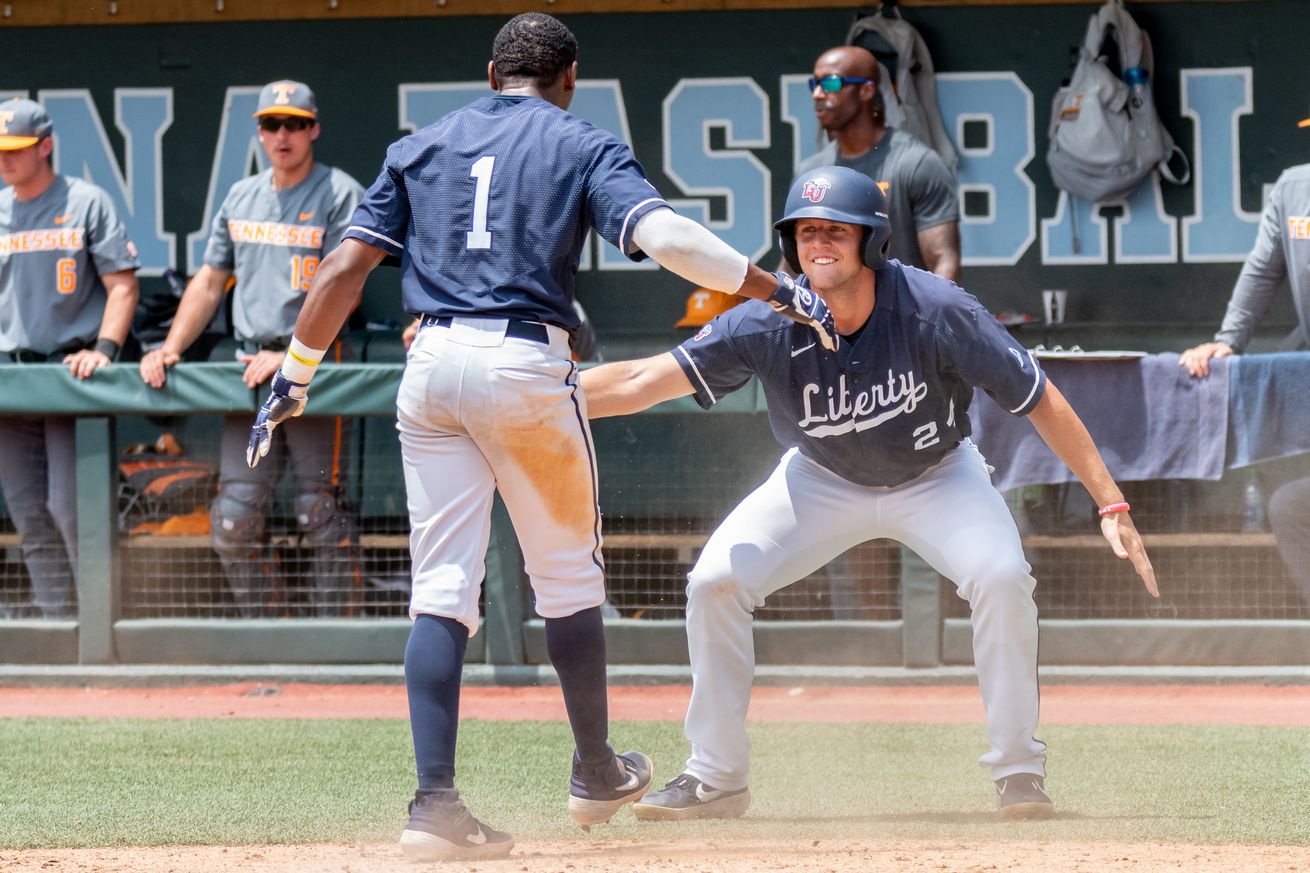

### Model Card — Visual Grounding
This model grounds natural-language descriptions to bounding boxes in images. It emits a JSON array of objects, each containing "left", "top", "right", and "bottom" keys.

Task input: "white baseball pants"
[
  {"left": 683, "top": 440, "right": 1046, "bottom": 790},
  {"left": 396, "top": 318, "right": 606, "bottom": 634}
]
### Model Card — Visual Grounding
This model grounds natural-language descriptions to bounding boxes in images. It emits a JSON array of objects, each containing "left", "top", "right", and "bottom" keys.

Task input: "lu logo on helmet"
[{"left": 801, "top": 178, "right": 831, "bottom": 203}]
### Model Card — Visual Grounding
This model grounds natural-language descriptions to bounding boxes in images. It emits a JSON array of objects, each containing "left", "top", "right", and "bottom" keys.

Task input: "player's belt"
[
  {"left": 5, "top": 342, "right": 88, "bottom": 363},
  {"left": 421, "top": 315, "right": 550, "bottom": 345}
]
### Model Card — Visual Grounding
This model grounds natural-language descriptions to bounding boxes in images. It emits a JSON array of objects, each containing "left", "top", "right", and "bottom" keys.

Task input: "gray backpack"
[
  {"left": 847, "top": 7, "right": 957, "bottom": 174},
  {"left": 1046, "top": 0, "right": 1188, "bottom": 204}
]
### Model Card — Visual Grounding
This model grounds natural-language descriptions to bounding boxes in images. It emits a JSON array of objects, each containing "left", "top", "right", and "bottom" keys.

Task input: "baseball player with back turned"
[
  {"left": 243, "top": 13, "right": 841, "bottom": 862},
  {"left": 581, "top": 166, "right": 1159, "bottom": 821},
  {"left": 0, "top": 98, "right": 140, "bottom": 619}
]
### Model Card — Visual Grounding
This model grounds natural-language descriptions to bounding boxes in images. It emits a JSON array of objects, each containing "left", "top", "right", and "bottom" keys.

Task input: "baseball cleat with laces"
[
  {"left": 568, "top": 750, "right": 654, "bottom": 829},
  {"left": 632, "top": 772, "right": 751, "bottom": 821},
  {"left": 399, "top": 791, "right": 514, "bottom": 861},
  {"left": 995, "top": 773, "right": 1055, "bottom": 820}
]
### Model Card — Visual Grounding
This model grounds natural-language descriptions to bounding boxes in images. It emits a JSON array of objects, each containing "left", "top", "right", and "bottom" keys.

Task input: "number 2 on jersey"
[{"left": 466, "top": 156, "right": 495, "bottom": 250}]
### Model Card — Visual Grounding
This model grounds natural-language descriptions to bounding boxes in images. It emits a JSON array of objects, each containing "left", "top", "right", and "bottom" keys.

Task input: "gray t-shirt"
[
  {"left": 1215, "top": 163, "right": 1310, "bottom": 353},
  {"left": 795, "top": 128, "right": 957, "bottom": 271},
  {"left": 0, "top": 175, "right": 139, "bottom": 354},
  {"left": 204, "top": 163, "right": 363, "bottom": 343}
]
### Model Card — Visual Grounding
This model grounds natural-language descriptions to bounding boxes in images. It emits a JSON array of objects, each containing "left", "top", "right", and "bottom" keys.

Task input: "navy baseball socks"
[
  {"left": 400, "top": 789, "right": 514, "bottom": 862},
  {"left": 633, "top": 773, "right": 751, "bottom": 821},
  {"left": 568, "top": 750, "right": 654, "bottom": 830},
  {"left": 994, "top": 773, "right": 1055, "bottom": 819}
]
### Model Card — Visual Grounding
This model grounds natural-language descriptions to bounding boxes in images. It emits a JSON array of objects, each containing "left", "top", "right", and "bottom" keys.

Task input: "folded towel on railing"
[
  {"left": 970, "top": 352, "right": 1230, "bottom": 491},
  {"left": 1227, "top": 352, "right": 1310, "bottom": 468}
]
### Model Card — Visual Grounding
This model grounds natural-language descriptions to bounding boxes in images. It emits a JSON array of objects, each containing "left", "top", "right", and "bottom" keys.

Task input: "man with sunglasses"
[
  {"left": 797, "top": 46, "right": 960, "bottom": 282},
  {"left": 139, "top": 80, "right": 365, "bottom": 618}
]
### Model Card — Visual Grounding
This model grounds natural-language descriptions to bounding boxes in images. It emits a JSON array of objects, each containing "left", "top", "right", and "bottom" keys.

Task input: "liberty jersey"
[
  {"left": 0, "top": 175, "right": 139, "bottom": 353},
  {"left": 204, "top": 163, "right": 363, "bottom": 343},
  {"left": 344, "top": 94, "right": 667, "bottom": 329},
  {"left": 675, "top": 261, "right": 1046, "bottom": 486}
]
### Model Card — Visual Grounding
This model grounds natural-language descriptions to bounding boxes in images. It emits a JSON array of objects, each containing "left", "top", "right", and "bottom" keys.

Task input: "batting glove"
[
  {"left": 767, "top": 272, "right": 839, "bottom": 352},
  {"left": 246, "top": 371, "right": 308, "bottom": 469}
]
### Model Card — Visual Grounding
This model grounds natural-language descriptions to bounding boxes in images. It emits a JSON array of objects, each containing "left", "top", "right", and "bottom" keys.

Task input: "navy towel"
[
  {"left": 970, "top": 352, "right": 1229, "bottom": 491},
  {"left": 1227, "top": 352, "right": 1310, "bottom": 468}
]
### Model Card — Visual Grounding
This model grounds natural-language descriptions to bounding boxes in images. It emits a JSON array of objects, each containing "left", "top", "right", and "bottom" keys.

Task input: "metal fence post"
[{"left": 75, "top": 416, "right": 118, "bottom": 664}]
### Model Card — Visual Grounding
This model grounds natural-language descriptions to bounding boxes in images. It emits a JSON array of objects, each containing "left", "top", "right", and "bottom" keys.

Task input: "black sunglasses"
[
  {"left": 808, "top": 74, "right": 874, "bottom": 93},
  {"left": 258, "top": 116, "right": 314, "bottom": 133}
]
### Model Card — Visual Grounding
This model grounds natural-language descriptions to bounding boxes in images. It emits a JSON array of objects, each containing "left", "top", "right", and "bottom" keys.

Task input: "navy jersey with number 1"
[{"left": 344, "top": 94, "right": 668, "bottom": 329}]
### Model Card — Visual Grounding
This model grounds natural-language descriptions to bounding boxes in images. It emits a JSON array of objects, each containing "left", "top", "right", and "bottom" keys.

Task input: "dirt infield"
[
  {"left": 4, "top": 838, "right": 1310, "bottom": 873},
  {"left": 3, "top": 682, "right": 1310, "bottom": 725},
  {"left": 5, "top": 683, "right": 1309, "bottom": 871}
]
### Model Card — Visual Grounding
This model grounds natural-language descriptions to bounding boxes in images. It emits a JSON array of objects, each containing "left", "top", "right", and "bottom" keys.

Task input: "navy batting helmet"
[{"left": 774, "top": 166, "right": 892, "bottom": 274}]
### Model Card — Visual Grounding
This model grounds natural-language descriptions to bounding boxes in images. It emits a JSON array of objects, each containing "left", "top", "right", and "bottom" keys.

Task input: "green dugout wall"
[{"left": 2, "top": 0, "right": 1306, "bottom": 355}]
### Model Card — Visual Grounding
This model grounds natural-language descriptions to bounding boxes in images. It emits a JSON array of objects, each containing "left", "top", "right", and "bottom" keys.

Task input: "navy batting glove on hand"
[
  {"left": 247, "top": 371, "right": 308, "bottom": 469},
  {"left": 767, "top": 272, "right": 839, "bottom": 352}
]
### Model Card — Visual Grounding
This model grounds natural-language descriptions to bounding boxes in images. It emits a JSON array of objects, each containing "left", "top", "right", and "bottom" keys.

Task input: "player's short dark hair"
[{"left": 491, "top": 13, "right": 578, "bottom": 89}]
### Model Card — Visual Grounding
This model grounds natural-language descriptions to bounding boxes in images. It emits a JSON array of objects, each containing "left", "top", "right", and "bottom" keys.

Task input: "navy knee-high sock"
[
  {"left": 405, "top": 614, "right": 469, "bottom": 792},
  {"left": 544, "top": 605, "right": 612, "bottom": 768}
]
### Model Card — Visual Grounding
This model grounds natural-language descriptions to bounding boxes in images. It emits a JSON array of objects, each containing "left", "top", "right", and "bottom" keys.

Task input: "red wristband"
[{"left": 1098, "top": 501, "right": 1131, "bottom": 517}]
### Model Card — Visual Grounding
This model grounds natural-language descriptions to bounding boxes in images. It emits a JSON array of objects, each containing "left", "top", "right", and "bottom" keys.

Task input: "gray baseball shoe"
[
  {"left": 632, "top": 773, "right": 751, "bottom": 821},
  {"left": 568, "top": 750, "right": 654, "bottom": 830},
  {"left": 995, "top": 773, "right": 1055, "bottom": 820},
  {"left": 399, "top": 792, "right": 514, "bottom": 861}
]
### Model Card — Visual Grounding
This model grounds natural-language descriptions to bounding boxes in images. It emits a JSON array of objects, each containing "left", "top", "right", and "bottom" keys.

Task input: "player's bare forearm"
[
  {"left": 160, "top": 265, "right": 232, "bottom": 357},
  {"left": 580, "top": 352, "right": 694, "bottom": 419},
  {"left": 1028, "top": 382, "right": 1158, "bottom": 596},
  {"left": 1027, "top": 383, "right": 1123, "bottom": 507},
  {"left": 290, "top": 238, "right": 383, "bottom": 349},
  {"left": 98, "top": 270, "right": 140, "bottom": 345},
  {"left": 735, "top": 263, "right": 787, "bottom": 302},
  {"left": 917, "top": 222, "right": 961, "bottom": 283}
]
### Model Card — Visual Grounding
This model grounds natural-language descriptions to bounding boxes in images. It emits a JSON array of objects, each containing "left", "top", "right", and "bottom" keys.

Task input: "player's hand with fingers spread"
[
  {"left": 1178, "top": 341, "right": 1233, "bottom": 378},
  {"left": 63, "top": 349, "right": 112, "bottom": 381},
  {"left": 138, "top": 347, "right": 181, "bottom": 389},
  {"left": 240, "top": 349, "right": 285, "bottom": 388},
  {"left": 1099, "top": 510, "right": 1159, "bottom": 597},
  {"left": 247, "top": 371, "right": 308, "bottom": 468},
  {"left": 767, "top": 272, "right": 839, "bottom": 352}
]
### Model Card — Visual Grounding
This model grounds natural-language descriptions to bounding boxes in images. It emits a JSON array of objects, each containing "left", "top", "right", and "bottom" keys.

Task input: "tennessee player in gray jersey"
[
  {"left": 582, "top": 167, "right": 1158, "bottom": 822},
  {"left": 139, "top": 81, "right": 364, "bottom": 617},
  {"left": 0, "top": 98, "right": 140, "bottom": 618}
]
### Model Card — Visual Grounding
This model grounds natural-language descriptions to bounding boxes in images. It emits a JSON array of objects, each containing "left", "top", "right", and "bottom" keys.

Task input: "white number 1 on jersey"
[{"left": 466, "top": 155, "right": 495, "bottom": 250}]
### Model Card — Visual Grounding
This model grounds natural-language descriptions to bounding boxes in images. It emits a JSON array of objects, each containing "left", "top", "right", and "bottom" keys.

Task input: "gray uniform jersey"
[
  {"left": 204, "top": 163, "right": 363, "bottom": 343},
  {"left": 1215, "top": 163, "right": 1310, "bottom": 353},
  {"left": 0, "top": 175, "right": 139, "bottom": 353},
  {"left": 795, "top": 128, "right": 957, "bottom": 271}
]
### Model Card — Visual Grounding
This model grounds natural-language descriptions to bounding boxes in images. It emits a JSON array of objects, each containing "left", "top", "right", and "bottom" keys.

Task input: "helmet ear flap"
[
  {"left": 862, "top": 221, "right": 892, "bottom": 270},
  {"left": 779, "top": 230, "right": 802, "bottom": 275}
]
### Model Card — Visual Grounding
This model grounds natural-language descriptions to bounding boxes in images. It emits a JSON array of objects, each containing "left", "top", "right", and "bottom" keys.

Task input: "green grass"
[{"left": 1, "top": 718, "right": 1307, "bottom": 848}]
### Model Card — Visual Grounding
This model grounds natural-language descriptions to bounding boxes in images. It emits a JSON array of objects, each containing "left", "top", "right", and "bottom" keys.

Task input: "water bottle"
[
  {"left": 1242, "top": 476, "right": 1266, "bottom": 533},
  {"left": 1124, "top": 66, "right": 1154, "bottom": 144}
]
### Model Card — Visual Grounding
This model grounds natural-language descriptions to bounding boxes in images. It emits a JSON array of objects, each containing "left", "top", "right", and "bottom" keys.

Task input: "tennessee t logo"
[
  {"left": 271, "top": 83, "right": 296, "bottom": 105},
  {"left": 877, "top": 180, "right": 891, "bottom": 197},
  {"left": 0, "top": 110, "right": 13, "bottom": 135}
]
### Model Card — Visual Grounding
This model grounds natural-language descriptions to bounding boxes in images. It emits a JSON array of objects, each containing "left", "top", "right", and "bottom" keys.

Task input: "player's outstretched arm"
[
  {"left": 65, "top": 268, "right": 138, "bottom": 381},
  {"left": 246, "top": 239, "right": 385, "bottom": 469},
  {"left": 1026, "top": 382, "right": 1159, "bottom": 598},
  {"left": 580, "top": 352, "right": 694, "bottom": 419},
  {"left": 630, "top": 209, "right": 838, "bottom": 351}
]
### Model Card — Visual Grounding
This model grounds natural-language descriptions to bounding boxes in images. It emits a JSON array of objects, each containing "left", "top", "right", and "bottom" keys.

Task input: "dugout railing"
[{"left": 1, "top": 361, "right": 1309, "bottom": 668}]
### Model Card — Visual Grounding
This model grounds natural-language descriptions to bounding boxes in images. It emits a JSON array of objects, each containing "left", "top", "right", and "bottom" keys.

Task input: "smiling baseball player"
[
  {"left": 241, "top": 13, "right": 837, "bottom": 863},
  {"left": 581, "top": 166, "right": 1159, "bottom": 821}
]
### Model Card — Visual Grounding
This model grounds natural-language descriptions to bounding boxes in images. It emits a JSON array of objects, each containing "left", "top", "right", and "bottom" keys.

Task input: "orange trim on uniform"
[
  {"left": 252, "top": 106, "right": 317, "bottom": 120},
  {"left": 0, "top": 135, "right": 40, "bottom": 150}
]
